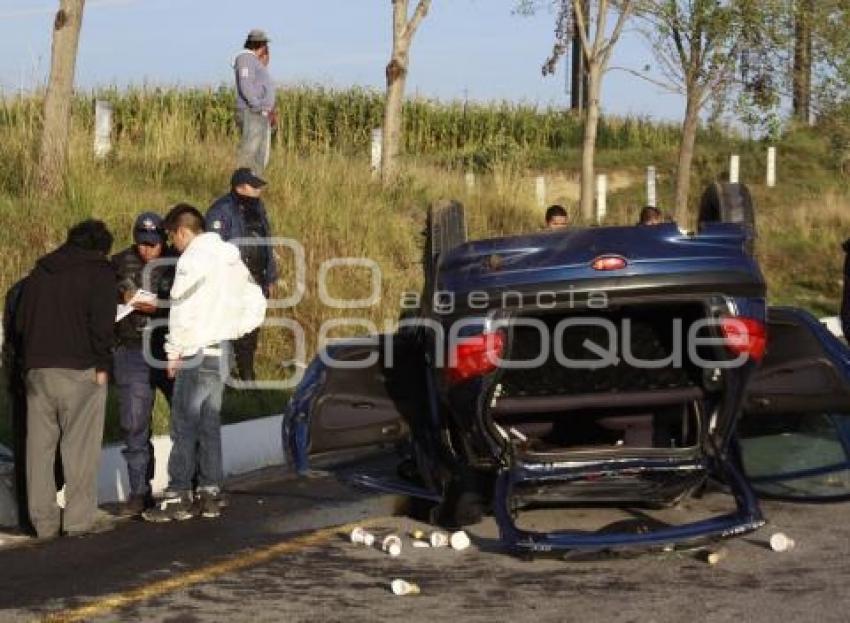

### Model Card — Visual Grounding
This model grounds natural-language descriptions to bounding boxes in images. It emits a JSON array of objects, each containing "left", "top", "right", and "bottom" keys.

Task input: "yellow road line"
[{"left": 41, "top": 519, "right": 375, "bottom": 623}]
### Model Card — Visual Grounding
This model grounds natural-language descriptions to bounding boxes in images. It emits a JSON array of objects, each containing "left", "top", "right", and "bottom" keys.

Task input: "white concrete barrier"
[{"left": 97, "top": 415, "right": 284, "bottom": 503}]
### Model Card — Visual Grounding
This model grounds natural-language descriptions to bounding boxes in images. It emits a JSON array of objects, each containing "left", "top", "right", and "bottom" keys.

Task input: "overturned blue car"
[{"left": 285, "top": 183, "right": 850, "bottom": 556}]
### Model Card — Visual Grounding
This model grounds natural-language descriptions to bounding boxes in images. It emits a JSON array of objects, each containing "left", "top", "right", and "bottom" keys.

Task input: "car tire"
[
  {"left": 423, "top": 200, "right": 467, "bottom": 307},
  {"left": 697, "top": 182, "right": 756, "bottom": 253}
]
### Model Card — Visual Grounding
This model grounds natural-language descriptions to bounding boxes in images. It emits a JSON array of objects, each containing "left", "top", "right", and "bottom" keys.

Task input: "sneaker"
[
  {"left": 142, "top": 492, "right": 194, "bottom": 522},
  {"left": 197, "top": 489, "right": 222, "bottom": 519},
  {"left": 118, "top": 494, "right": 147, "bottom": 517}
]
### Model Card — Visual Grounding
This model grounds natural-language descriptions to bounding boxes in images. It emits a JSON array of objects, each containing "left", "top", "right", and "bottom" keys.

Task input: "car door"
[
  {"left": 736, "top": 306, "right": 850, "bottom": 501},
  {"left": 307, "top": 332, "right": 426, "bottom": 454}
]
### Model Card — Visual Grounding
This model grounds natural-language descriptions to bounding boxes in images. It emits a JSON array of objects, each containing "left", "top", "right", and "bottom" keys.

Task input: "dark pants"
[
  {"left": 113, "top": 346, "right": 173, "bottom": 498},
  {"left": 234, "top": 329, "right": 259, "bottom": 381},
  {"left": 167, "top": 353, "right": 226, "bottom": 494}
]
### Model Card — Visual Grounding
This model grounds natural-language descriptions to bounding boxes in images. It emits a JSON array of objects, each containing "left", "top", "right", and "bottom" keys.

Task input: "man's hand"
[
  {"left": 167, "top": 358, "right": 182, "bottom": 380},
  {"left": 268, "top": 109, "right": 279, "bottom": 129},
  {"left": 132, "top": 301, "right": 158, "bottom": 315},
  {"left": 95, "top": 371, "right": 109, "bottom": 386}
]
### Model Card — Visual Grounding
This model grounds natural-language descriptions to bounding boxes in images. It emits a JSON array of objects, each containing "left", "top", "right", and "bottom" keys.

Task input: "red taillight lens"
[
  {"left": 447, "top": 331, "right": 506, "bottom": 384},
  {"left": 720, "top": 317, "right": 766, "bottom": 361},
  {"left": 591, "top": 255, "right": 627, "bottom": 271}
]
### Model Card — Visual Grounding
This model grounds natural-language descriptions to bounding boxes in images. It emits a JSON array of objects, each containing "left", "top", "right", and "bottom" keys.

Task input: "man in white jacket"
[{"left": 143, "top": 205, "right": 266, "bottom": 522}]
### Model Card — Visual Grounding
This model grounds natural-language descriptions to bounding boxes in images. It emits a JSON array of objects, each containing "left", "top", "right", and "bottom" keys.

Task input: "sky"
[{"left": 0, "top": 0, "right": 687, "bottom": 121}]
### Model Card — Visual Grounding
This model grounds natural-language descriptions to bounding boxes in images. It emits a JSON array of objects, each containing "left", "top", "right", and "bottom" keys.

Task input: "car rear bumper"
[{"left": 493, "top": 456, "right": 764, "bottom": 554}]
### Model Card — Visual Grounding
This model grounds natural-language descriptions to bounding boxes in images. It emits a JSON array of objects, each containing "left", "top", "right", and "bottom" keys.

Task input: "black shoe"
[
  {"left": 118, "top": 494, "right": 147, "bottom": 517},
  {"left": 142, "top": 492, "right": 194, "bottom": 522},
  {"left": 197, "top": 490, "right": 222, "bottom": 519}
]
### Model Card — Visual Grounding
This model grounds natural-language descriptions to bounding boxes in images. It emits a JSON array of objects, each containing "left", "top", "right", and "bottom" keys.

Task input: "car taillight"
[
  {"left": 447, "top": 331, "right": 506, "bottom": 384},
  {"left": 591, "top": 255, "right": 627, "bottom": 271},
  {"left": 720, "top": 316, "right": 766, "bottom": 362}
]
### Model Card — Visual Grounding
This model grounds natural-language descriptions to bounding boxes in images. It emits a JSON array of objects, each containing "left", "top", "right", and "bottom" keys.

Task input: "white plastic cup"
[
  {"left": 382, "top": 534, "right": 403, "bottom": 557},
  {"left": 429, "top": 531, "right": 449, "bottom": 548},
  {"left": 450, "top": 530, "right": 471, "bottom": 551},
  {"left": 350, "top": 527, "right": 375, "bottom": 547},
  {"left": 770, "top": 532, "right": 795, "bottom": 552},
  {"left": 391, "top": 579, "right": 421, "bottom": 596}
]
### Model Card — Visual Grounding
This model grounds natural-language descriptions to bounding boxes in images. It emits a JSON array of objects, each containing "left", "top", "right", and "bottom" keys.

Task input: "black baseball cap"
[
  {"left": 133, "top": 212, "right": 165, "bottom": 245},
  {"left": 231, "top": 167, "right": 267, "bottom": 189}
]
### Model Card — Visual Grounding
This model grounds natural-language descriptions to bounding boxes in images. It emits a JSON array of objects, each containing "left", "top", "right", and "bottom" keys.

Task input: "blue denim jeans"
[
  {"left": 166, "top": 352, "right": 226, "bottom": 493},
  {"left": 236, "top": 109, "right": 271, "bottom": 175},
  {"left": 114, "top": 346, "right": 173, "bottom": 497}
]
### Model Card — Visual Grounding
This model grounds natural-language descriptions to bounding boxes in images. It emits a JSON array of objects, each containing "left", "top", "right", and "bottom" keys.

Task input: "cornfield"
[{"left": 0, "top": 84, "right": 715, "bottom": 165}]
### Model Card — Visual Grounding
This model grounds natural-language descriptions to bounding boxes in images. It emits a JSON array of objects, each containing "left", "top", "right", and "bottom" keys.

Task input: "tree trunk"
[
  {"left": 381, "top": 50, "right": 408, "bottom": 186},
  {"left": 792, "top": 0, "right": 813, "bottom": 124},
  {"left": 380, "top": 0, "right": 430, "bottom": 186},
  {"left": 674, "top": 91, "right": 701, "bottom": 225},
  {"left": 37, "top": 0, "right": 86, "bottom": 198},
  {"left": 579, "top": 64, "right": 602, "bottom": 221}
]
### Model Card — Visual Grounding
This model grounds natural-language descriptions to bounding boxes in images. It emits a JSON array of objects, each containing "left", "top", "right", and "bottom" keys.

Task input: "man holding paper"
[{"left": 111, "top": 212, "right": 174, "bottom": 516}]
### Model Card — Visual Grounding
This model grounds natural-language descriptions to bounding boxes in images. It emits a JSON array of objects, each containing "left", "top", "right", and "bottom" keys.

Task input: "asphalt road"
[{"left": 1, "top": 452, "right": 849, "bottom": 623}]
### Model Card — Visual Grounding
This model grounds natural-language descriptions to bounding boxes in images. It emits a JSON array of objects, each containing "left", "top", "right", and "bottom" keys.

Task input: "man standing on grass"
[
  {"left": 233, "top": 29, "right": 277, "bottom": 174},
  {"left": 207, "top": 168, "right": 277, "bottom": 382},
  {"left": 111, "top": 212, "right": 174, "bottom": 516},
  {"left": 17, "top": 220, "right": 116, "bottom": 538},
  {"left": 143, "top": 205, "right": 266, "bottom": 522}
]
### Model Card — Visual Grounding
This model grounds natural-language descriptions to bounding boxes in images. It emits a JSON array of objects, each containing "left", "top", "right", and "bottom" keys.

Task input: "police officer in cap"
[
  {"left": 111, "top": 212, "right": 175, "bottom": 515},
  {"left": 206, "top": 168, "right": 277, "bottom": 381}
]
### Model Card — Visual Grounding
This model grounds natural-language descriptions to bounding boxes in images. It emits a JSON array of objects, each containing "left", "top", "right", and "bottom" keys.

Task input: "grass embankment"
[{"left": 0, "top": 86, "right": 847, "bottom": 446}]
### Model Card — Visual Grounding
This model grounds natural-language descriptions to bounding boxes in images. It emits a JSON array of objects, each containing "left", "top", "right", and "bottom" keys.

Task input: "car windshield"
[{"left": 738, "top": 412, "right": 850, "bottom": 499}]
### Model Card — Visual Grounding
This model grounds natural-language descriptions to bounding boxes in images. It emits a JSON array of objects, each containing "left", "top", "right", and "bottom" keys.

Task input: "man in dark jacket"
[
  {"left": 111, "top": 212, "right": 174, "bottom": 515},
  {"left": 16, "top": 220, "right": 116, "bottom": 538},
  {"left": 206, "top": 168, "right": 277, "bottom": 381}
]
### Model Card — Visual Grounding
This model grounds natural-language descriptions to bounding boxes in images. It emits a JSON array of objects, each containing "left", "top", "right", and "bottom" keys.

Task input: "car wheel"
[
  {"left": 423, "top": 200, "right": 467, "bottom": 306},
  {"left": 697, "top": 182, "right": 756, "bottom": 253}
]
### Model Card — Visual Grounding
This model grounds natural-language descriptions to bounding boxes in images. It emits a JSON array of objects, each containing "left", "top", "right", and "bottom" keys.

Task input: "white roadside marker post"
[
  {"left": 646, "top": 166, "right": 657, "bottom": 207},
  {"left": 465, "top": 171, "right": 475, "bottom": 191},
  {"left": 535, "top": 175, "right": 546, "bottom": 209},
  {"left": 596, "top": 174, "right": 607, "bottom": 224},
  {"left": 729, "top": 154, "right": 740, "bottom": 184},
  {"left": 767, "top": 146, "right": 777, "bottom": 188},
  {"left": 94, "top": 99, "right": 113, "bottom": 160},
  {"left": 371, "top": 128, "right": 382, "bottom": 180}
]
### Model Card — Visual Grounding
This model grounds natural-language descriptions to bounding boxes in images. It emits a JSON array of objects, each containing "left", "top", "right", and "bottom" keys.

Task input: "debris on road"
[
  {"left": 412, "top": 540, "right": 430, "bottom": 548},
  {"left": 429, "top": 531, "right": 449, "bottom": 548},
  {"left": 391, "top": 579, "right": 421, "bottom": 596},
  {"left": 450, "top": 531, "right": 471, "bottom": 551},
  {"left": 382, "top": 534, "right": 403, "bottom": 557},
  {"left": 770, "top": 532, "right": 795, "bottom": 552},
  {"left": 698, "top": 547, "right": 729, "bottom": 565},
  {"left": 350, "top": 527, "right": 376, "bottom": 547},
  {"left": 411, "top": 529, "right": 426, "bottom": 540}
]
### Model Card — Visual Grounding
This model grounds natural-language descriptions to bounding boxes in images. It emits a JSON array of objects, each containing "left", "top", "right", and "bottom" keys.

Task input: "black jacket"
[
  {"left": 111, "top": 245, "right": 174, "bottom": 352},
  {"left": 17, "top": 244, "right": 116, "bottom": 372}
]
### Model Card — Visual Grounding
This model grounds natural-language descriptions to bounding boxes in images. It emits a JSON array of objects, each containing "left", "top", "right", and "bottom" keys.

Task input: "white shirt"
[{"left": 165, "top": 232, "right": 267, "bottom": 359}]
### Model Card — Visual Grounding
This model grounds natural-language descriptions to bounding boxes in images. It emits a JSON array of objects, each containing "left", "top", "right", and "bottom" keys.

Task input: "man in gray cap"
[{"left": 233, "top": 29, "right": 276, "bottom": 174}]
